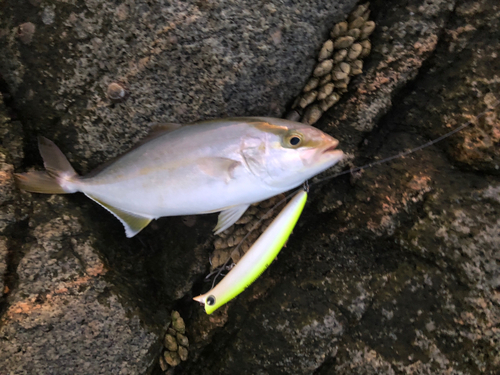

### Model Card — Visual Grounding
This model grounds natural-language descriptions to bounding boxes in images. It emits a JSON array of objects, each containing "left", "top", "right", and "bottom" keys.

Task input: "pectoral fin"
[
  {"left": 214, "top": 204, "right": 250, "bottom": 234},
  {"left": 197, "top": 157, "right": 241, "bottom": 183},
  {"left": 85, "top": 194, "right": 152, "bottom": 238}
]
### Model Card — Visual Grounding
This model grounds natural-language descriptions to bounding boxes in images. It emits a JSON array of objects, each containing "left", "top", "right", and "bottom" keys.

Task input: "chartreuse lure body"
[{"left": 193, "top": 189, "right": 308, "bottom": 314}]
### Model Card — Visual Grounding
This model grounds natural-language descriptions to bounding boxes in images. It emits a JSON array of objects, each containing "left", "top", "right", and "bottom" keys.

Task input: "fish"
[
  {"left": 193, "top": 188, "right": 308, "bottom": 314},
  {"left": 14, "top": 117, "right": 343, "bottom": 237}
]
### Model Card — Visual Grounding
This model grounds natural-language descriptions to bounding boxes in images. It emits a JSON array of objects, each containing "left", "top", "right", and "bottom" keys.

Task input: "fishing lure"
[
  {"left": 195, "top": 98, "right": 500, "bottom": 314},
  {"left": 193, "top": 188, "right": 308, "bottom": 314}
]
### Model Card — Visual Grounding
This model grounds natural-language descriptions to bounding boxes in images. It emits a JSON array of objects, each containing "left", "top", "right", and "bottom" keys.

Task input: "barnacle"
[
  {"left": 106, "top": 82, "right": 128, "bottom": 103},
  {"left": 288, "top": 2, "right": 375, "bottom": 125},
  {"left": 159, "top": 311, "right": 189, "bottom": 372},
  {"left": 211, "top": 3, "right": 375, "bottom": 269}
]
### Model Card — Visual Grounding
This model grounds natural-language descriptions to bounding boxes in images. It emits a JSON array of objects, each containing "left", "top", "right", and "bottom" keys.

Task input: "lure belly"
[{"left": 193, "top": 189, "right": 308, "bottom": 314}]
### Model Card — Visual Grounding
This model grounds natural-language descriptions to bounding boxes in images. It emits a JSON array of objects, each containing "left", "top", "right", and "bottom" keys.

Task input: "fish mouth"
[{"left": 322, "top": 143, "right": 339, "bottom": 154}]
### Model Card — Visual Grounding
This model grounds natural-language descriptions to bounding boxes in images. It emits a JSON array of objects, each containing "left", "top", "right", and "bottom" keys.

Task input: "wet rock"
[
  {"left": 0, "top": 0, "right": 359, "bottom": 169},
  {"left": 185, "top": 1, "right": 500, "bottom": 374},
  {"left": 0, "top": 213, "right": 159, "bottom": 374}
]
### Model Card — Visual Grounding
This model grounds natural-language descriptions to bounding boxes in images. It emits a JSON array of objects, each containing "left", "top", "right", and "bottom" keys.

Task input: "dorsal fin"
[{"left": 85, "top": 194, "right": 152, "bottom": 237}]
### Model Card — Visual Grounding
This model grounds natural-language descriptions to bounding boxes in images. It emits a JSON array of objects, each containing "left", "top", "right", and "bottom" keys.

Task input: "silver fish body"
[{"left": 15, "top": 117, "right": 344, "bottom": 237}]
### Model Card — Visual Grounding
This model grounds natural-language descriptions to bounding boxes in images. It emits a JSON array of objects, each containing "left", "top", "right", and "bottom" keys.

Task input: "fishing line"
[{"left": 207, "top": 98, "right": 500, "bottom": 286}]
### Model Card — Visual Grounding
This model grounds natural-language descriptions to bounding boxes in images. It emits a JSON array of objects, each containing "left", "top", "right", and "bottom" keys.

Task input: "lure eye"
[{"left": 207, "top": 295, "right": 216, "bottom": 306}]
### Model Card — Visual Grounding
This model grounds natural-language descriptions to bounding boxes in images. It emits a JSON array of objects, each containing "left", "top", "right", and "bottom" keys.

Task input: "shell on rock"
[
  {"left": 286, "top": 110, "right": 301, "bottom": 122},
  {"left": 347, "top": 43, "right": 363, "bottom": 60},
  {"left": 360, "top": 21, "right": 376, "bottom": 39},
  {"left": 348, "top": 3, "right": 370, "bottom": 22},
  {"left": 349, "top": 16, "right": 365, "bottom": 30},
  {"left": 350, "top": 60, "right": 363, "bottom": 75},
  {"left": 313, "top": 59, "right": 333, "bottom": 77},
  {"left": 319, "top": 74, "right": 332, "bottom": 86},
  {"left": 318, "top": 40, "right": 334, "bottom": 61},
  {"left": 299, "top": 90, "right": 318, "bottom": 108},
  {"left": 333, "top": 49, "right": 348, "bottom": 63},
  {"left": 107, "top": 82, "right": 128, "bottom": 102},
  {"left": 330, "top": 21, "right": 348, "bottom": 39},
  {"left": 332, "top": 62, "right": 350, "bottom": 80},
  {"left": 317, "top": 83, "right": 335, "bottom": 101},
  {"left": 302, "top": 104, "right": 323, "bottom": 125},
  {"left": 335, "top": 77, "right": 350, "bottom": 91},
  {"left": 286, "top": 2, "right": 373, "bottom": 126},
  {"left": 334, "top": 36, "right": 355, "bottom": 49},
  {"left": 303, "top": 77, "right": 319, "bottom": 92},
  {"left": 160, "top": 311, "right": 189, "bottom": 373},
  {"left": 320, "top": 92, "right": 341, "bottom": 111},
  {"left": 17, "top": 22, "right": 36, "bottom": 44},
  {"left": 360, "top": 39, "right": 371, "bottom": 58},
  {"left": 346, "top": 28, "right": 361, "bottom": 39}
]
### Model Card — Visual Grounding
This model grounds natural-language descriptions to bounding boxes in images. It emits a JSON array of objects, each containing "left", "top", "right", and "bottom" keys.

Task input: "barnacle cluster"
[
  {"left": 159, "top": 311, "right": 189, "bottom": 373},
  {"left": 287, "top": 2, "right": 374, "bottom": 125},
  {"left": 210, "top": 4, "right": 375, "bottom": 269},
  {"left": 211, "top": 194, "right": 286, "bottom": 270}
]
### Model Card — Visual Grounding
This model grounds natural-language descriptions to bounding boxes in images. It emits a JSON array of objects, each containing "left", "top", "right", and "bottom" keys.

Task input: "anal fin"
[
  {"left": 85, "top": 194, "right": 152, "bottom": 238},
  {"left": 214, "top": 204, "right": 250, "bottom": 234}
]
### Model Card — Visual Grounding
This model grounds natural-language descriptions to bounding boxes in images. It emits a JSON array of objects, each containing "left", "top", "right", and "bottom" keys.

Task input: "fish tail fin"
[{"left": 14, "top": 136, "right": 79, "bottom": 194}]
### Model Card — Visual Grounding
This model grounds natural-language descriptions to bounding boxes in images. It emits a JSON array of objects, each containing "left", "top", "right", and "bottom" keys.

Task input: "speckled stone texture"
[
  {"left": 0, "top": 0, "right": 357, "bottom": 171},
  {"left": 0, "top": 1, "right": 361, "bottom": 374},
  {"left": 0, "top": 213, "right": 158, "bottom": 374},
  {"left": 1, "top": 0, "right": 499, "bottom": 374},
  {"left": 184, "top": 0, "right": 500, "bottom": 374}
]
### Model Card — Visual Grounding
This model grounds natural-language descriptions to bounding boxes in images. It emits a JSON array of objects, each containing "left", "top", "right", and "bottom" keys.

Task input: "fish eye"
[
  {"left": 207, "top": 295, "right": 216, "bottom": 306},
  {"left": 290, "top": 136, "right": 301, "bottom": 146},
  {"left": 283, "top": 132, "right": 303, "bottom": 148}
]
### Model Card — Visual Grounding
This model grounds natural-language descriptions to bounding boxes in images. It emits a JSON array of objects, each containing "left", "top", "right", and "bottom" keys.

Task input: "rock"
[
  {"left": 0, "top": 0, "right": 359, "bottom": 168},
  {"left": 183, "top": 1, "right": 500, "bottom": 374},
  {"left": 4, "top": 0, "right": 499, "bottom": 375},
  {"left": 0, "top": 214, "right": 159, "bottom": 374},
  {"left": 1, "top": 1, "right": 363, "bottom": 373}
]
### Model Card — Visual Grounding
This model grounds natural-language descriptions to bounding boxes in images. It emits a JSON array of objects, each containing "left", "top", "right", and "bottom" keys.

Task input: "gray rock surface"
[
  {"left": 184, "top": 0, "right": 500, "bottom": 374},
  {"left": 0, "top": 0, "right": 499, "bottom": 374},
  {"left": 0, "top": 0, "right": 357, "bottom": 170},
  {"left": 0, "top": 1, "right": 361, "bottom": 374}
]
